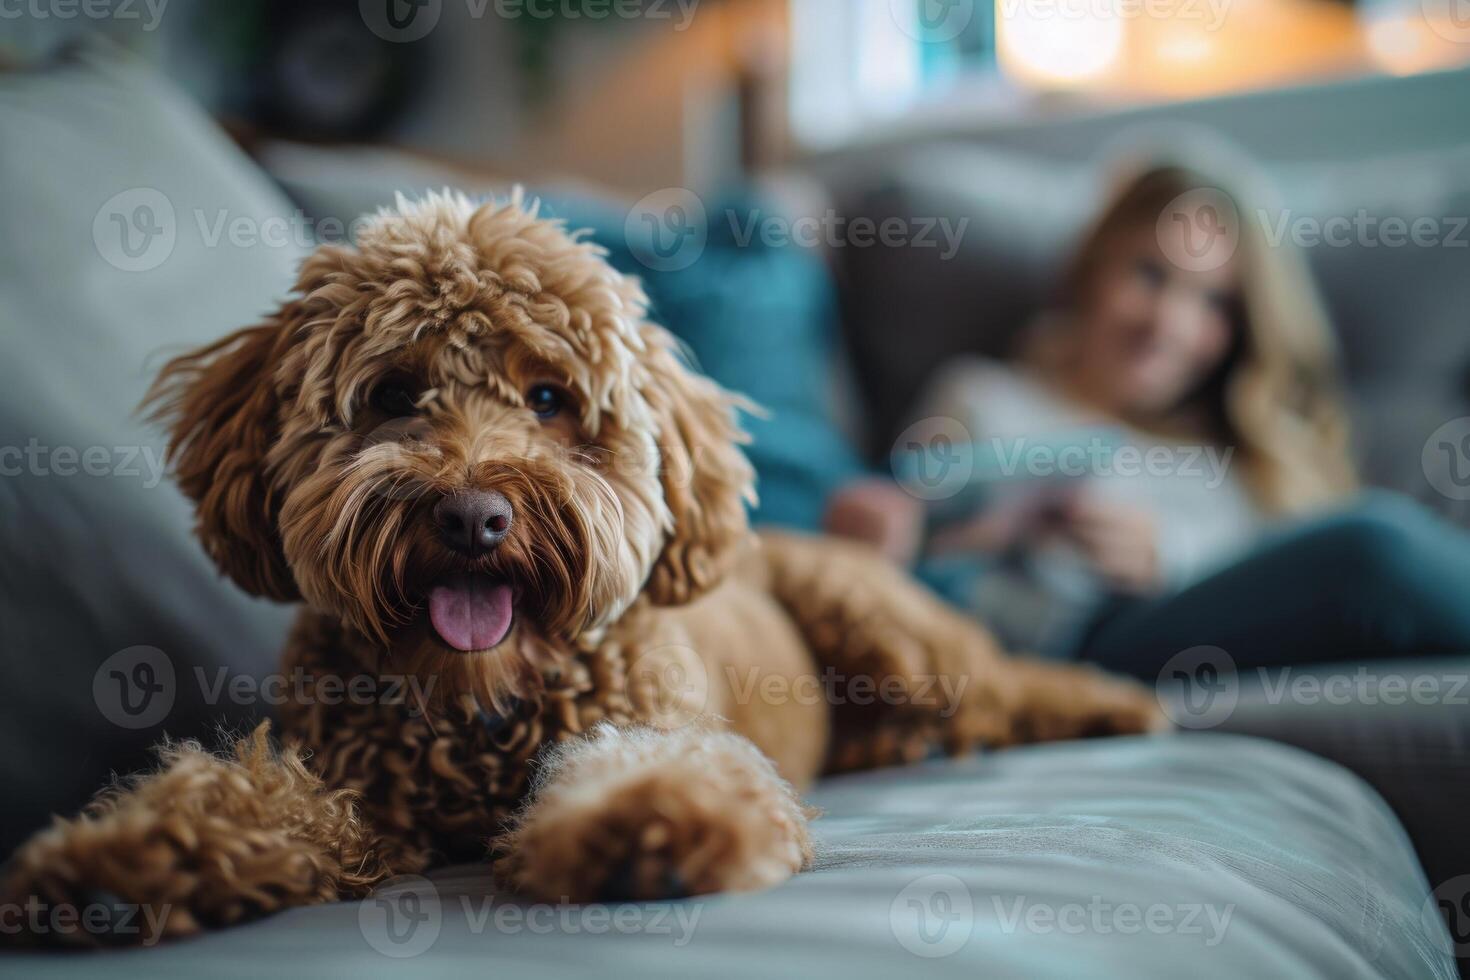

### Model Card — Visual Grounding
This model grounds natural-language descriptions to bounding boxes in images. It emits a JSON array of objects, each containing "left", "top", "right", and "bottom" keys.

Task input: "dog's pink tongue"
[{"left": 428, "top": 579, "right": 514, "bottom": 652}]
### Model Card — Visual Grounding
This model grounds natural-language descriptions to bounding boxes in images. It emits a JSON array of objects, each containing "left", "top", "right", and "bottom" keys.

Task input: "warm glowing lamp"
[{"left": 996, "top": 0, "right": 1126, "bottom": 86}]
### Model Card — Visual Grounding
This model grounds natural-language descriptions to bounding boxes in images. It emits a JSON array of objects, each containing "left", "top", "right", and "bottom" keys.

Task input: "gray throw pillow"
[{"left": 0, "top": 41, "right": 303, "bottom": 855}]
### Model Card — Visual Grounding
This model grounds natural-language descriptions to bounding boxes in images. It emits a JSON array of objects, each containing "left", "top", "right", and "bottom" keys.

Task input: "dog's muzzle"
[{"left": 434, "top": 489, "right": 513, "bottom": 557}]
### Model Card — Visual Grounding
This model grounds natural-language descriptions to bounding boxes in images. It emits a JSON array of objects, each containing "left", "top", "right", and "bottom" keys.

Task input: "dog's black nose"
[{"left": 434, "top": 490, "right": 513, "bottom": 556}]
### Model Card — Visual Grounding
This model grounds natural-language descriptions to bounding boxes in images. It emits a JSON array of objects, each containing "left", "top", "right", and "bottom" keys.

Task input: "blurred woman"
[{"left": 827, "top": 163, "right": 1470, "bottom": 675}]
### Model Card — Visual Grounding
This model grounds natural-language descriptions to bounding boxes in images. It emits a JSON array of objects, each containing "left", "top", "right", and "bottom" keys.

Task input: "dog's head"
[{"left": 147, "top": 192, "right": 754, "bottom": 706}]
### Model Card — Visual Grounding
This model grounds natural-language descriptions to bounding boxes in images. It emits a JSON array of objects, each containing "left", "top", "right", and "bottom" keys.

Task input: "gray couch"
[
  {"left": 0, "top": 41, "right": 1461, "bottom": 977},
  {"left": 6, "top": 736, "right": 1456, "bottom": 979}
]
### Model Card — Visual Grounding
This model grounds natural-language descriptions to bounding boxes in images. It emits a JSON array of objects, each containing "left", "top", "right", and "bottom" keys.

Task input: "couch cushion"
[
  {"left": 0, "top": 42, "right": 302, "bottom": 856},
  {"left": 2, "top": 735, "right": 1452, "bottom": 977},
  {"left": 1207, "top": 656, "right": 1470, "bottom": 924}
]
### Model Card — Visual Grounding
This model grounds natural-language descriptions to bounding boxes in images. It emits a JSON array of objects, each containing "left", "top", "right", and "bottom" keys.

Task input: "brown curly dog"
[{"left": 2, "top": 191, "right": 1161, "bottom": 946}]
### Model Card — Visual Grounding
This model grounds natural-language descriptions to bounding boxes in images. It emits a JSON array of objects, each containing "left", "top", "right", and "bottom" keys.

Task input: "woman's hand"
[
  {"left": 823, "top": 479, "right": 924, "bottom": 566},
  {"left": 1059, "top": 496, "right": 1161, "bottom": 593},
  {"left": 926, "top": 501, "right": 1037, "bottom": 557}
]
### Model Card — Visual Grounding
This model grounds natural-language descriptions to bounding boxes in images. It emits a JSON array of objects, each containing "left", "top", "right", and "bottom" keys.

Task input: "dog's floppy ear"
[
  {"left": 144, "top": 313, "right": 300, "bottom": 601},
  {"left": 639, "top": 326, "right": 757, "bottom": 607}
]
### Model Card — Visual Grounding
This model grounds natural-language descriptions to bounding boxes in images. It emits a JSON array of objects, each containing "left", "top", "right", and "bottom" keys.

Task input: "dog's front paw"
[
  {"left": 1007, "top": 662, "right": 1170, "bottom": 743},
  {"left": 0, "top": 730, "right": 373, "bottom": 947},
  {"left": 1071, "top": 669, "right": 1171, "bottom": 736},
  {"left": 497, "top": 728, "right": 812, "bottom": 902},
  {"left": 0, "top": 813, "right": 196, "bottom": 948}
]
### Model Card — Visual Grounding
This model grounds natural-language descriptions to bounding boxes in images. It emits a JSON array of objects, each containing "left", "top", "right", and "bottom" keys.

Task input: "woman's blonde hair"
[{"left": 1035, "top": 163, "right": 1356, "bottom": 514}]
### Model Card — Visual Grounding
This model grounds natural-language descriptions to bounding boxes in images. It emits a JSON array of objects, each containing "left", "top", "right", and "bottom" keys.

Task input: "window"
[{"left": 790, "top": 0, "right": 997, "bottom": 147}]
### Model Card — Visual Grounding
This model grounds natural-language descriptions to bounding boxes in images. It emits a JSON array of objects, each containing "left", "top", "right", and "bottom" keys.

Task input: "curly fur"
[
  {"left": 496, "top": 724, "right": 815, "bottom": 900},
  {"left": 3, "top": 191, "right": 1162, "bottom": 946},
  {"left": 3, "top": 724, "right": 388, "bottom": 946}
]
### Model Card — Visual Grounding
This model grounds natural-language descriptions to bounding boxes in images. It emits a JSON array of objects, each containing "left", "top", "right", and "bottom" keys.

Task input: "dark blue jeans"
[{"left": 1079, "top": 493, "right": 1470, "bottom": 678}]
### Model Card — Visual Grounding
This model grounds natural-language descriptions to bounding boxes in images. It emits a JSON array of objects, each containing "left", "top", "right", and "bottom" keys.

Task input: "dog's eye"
[
  {"left": 526, "top": 384, "right": 566, "bottom": 420},
  {"left": 370, "top": 381, "right": 420, "bottom": 418}
]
